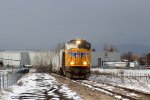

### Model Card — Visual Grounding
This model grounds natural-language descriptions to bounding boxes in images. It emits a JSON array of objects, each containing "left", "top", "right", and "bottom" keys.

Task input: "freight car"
[{"left": 52, "top": 39, "right": 92, "bottom": 79}]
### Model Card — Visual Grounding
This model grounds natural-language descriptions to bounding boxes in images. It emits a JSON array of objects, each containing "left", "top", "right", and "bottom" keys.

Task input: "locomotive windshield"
[{"left": 69, "top": 39, "right": 91, "bottom": 50}]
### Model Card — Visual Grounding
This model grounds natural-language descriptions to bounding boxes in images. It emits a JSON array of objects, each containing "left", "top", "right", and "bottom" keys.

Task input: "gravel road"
[{"left": 52, "top": 74, "right": 117, "bottom": 100}]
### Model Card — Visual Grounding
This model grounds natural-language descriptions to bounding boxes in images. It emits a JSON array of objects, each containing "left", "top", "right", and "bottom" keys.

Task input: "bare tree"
[
  {"left": 54, "top": 42, "right": 65, "bottom": 52},
  {"left": 121, "top": 52, "right": 140, "bottom": 62},
  {"left": 109, "top": 45, "right": 118, "bottom": 52},
  {"left": 139, "top": 57, "right": 145, "bottom": 65},
  {"left": 103, "top": 44, "right": 118, "bottom": 52},
  {"left": 103, "top": 44, "right": 108, "bottom": 51},
  {"left": 33, "top": 51, "right": 54, "bottom": 73},
  {"left": 144, "top": 53, "right": 150, "bottom": 65}
]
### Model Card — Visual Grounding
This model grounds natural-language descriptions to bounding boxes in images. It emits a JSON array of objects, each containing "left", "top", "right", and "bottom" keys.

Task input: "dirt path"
[{"left": 52, "top": 74, "right": 117, "bottom": 100}]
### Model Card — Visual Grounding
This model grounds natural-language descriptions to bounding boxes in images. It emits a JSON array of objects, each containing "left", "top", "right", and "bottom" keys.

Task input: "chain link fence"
[{"left": 0, "top": 72, "right": 24, "bottom": 89}]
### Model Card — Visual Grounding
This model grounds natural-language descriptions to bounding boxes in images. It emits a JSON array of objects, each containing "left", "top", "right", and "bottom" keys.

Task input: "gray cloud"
[{"left": 0, "top": 0, "right": 150, "bottom": 50}]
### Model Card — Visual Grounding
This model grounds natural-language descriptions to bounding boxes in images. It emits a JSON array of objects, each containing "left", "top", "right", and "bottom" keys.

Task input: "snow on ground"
[
  {"left": 90, "top": 68, "right": 150, "bottom": 94},
  {"left": 91, "top": 68, "right": 150, "bottom": 76},
  {"left": 0, "top": 73, "right": 82, "bottom": 100}
]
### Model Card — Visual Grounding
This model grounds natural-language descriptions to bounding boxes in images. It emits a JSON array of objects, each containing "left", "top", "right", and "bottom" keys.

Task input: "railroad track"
[
  {"left": 89, "top": 80, "right": 150, "bottom": 96},
  {"left": 77, "top": 80, "right": 150, "bottom": 100},
  {"left": 52, "top": 74, "right": 150, "bottom": 100}
]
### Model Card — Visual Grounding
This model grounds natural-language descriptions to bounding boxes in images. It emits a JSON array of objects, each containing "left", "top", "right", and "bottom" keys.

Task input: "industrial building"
[
  {"left": 0, "top": 51, "right": 29, "bottom": 67},
  {"left": 0, "top": 51, "right": 54, "bottom": 67},
  {"left": 91, "top": 51, "right": 121, "bottom": 67}
]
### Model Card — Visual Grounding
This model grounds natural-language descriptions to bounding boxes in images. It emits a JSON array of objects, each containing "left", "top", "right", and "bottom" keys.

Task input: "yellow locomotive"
[{"left": 52, "top": 39, "right": 92, "bottom": 79}]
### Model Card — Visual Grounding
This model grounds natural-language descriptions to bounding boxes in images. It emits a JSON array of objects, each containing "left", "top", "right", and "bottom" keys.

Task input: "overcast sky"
[{"left": 0, "top": 0, "right": 150, "bottom": 50}]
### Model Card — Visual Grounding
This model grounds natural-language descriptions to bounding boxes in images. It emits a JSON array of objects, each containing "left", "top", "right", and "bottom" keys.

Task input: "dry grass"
[{"left": 34, "top": 65, "right": 52, "bottom": 73}]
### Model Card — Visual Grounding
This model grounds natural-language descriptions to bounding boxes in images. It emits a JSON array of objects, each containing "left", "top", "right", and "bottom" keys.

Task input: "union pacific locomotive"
[{"left": 52, "top": 39, "right": 92, "bottom": 79}]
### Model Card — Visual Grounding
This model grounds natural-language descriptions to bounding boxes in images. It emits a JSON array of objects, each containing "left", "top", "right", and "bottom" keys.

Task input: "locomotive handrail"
[{"left": 86, "top": 54, "right": 91, "bottom": 66}]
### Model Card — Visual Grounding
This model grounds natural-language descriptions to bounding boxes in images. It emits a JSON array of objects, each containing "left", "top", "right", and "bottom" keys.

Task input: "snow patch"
[{"left": 0, "top": 73, "right": 82, "bottom": 100}]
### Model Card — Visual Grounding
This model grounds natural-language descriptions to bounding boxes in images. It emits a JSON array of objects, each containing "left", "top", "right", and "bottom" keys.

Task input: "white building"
[
  {"left": 91, "top": 51, "right": 121, "bottom": 67},
  {"left": 0, "top": 51, "right": 54, "bottom": 67}
]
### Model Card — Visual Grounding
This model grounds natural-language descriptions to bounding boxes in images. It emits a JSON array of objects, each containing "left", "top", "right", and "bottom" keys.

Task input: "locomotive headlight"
[
  {"left": 83, "top": 61, "right": 87, "bottom": 65},
  {"left": 76, "top": 40, "right": 81, "bottom": 45},
  {"left": 70, "top": 61, "right": 74, "bottom": 65}
]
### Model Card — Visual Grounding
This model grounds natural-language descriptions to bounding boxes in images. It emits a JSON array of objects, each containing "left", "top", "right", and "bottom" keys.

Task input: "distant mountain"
[{"left": 92, "top": 44, "right": 150, "bottom": 55}]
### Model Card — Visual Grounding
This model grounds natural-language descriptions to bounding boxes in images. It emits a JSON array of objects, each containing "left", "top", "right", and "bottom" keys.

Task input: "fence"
[
  {"left": 0, "top": 72, "right": 24, "bottom": 89},
  {"left": 91, "top": 69, "right": 150, "bottom": 83}
]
